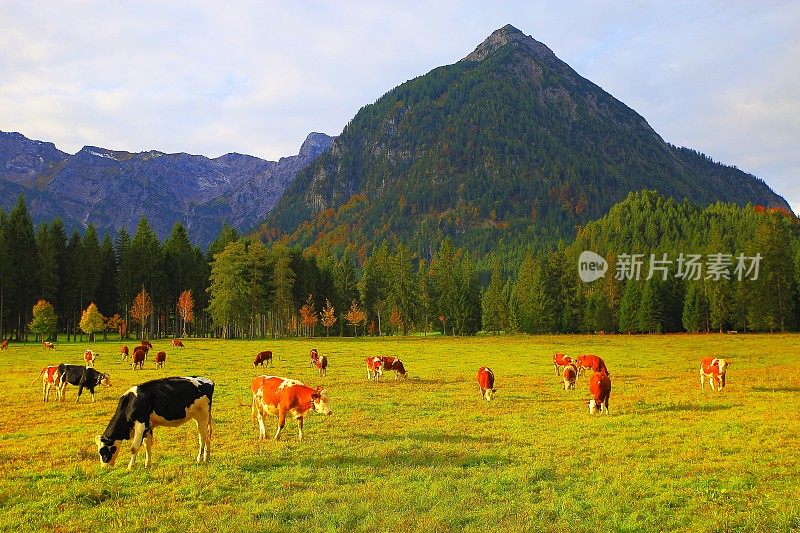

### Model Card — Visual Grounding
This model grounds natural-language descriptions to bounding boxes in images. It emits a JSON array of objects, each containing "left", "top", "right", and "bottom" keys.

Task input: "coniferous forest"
[{"left": 0, "top": 189, "right": 798, "bottom": 342}]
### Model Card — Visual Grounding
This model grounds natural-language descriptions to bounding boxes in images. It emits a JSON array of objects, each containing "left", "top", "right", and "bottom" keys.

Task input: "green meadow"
[{"left": 0, "top": 334, "right": 799, "bottom": 532}]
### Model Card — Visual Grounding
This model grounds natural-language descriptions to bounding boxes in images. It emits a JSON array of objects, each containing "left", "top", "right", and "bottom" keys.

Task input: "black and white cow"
[
  {"left": 55, "top": 364, "right": 111, "bottom": 402},
  {"left": 95, "top": 376, "right": 214, "bottom": 469}
]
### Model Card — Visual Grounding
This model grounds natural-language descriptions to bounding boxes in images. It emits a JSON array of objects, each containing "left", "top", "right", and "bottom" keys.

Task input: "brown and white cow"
[
  {"left": 96, "top": 376, "right": 214, "bottom": 469},
  {"left": 253, "top": 350, "right": 273, "bottom": 367},
  {"left": 171, "top": 339, "right": 185, "bottom": 348},
  {"left": 120, "top": 345, "right": 129, "bottom": 361},
  {"left": 1, "top": 339, "right": 8, "bottom": 350},
  {"left": 315, "top": 355, "right": 328, "bottom": 377},
  {"left": 250, "top": 375, "right": 332, "bottom": 442},
  {"left": 84, "top": 350, "right": 97, "bottom": 368},
  {"left": 563, "top": 363, "right": 577, "bottom": 391},
  {"left": 140, "top": 340, "right": 153, "bottom": 349},
  {"left": 309, "top": 348, "right": 320, "bottom": 367},
  {"left": 588, "top": 371, "right": 611, "bottom": 414},
  {"left": 575, "top": 354, "right": 609, "bottom": 377},
  {"left": 132, "top": 346, "right": 148, "bottom": 370},
  {"left": 476, "top": 367, "right": 497, "bottom": 401},
  {"left": 38, "top": 365, "right": 61, "bottom": 401},
  {"left": 700, "top": 357, "right": 731, "bottom": 392},
  {"left": 365, "top": 356, "right": 384, "bottom": 381},
  {"left": 379, "top": 356, "right": 408, "bottom": 380},
  {"left": 43, "top": 341, "right": 55, "bottom": 350},
  {"left": 155, "top": 351, "right": 167, "bottom": 369},
  {"left": 553, "top": 353, "right": 572, "bottom": 375}
]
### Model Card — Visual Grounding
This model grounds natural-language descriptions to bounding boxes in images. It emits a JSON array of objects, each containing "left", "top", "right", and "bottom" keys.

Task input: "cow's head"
[
  {"left": 97, "top": 373, "right": 112, "bottom": 387},
  {"left": 588, "top": 399, "right": 600, "bottom": 414},
  {"left": 95, "top": 435, "right": 122, "bottom": 467},
  {"left": 483, "top": 388, "right": 497, "bottom": 401},
  {"left": 311, "top": 386, "right": 332, "bottom": 416}
]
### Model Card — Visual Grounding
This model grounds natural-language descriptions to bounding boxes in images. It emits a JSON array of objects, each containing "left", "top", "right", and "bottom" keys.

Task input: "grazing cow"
[
  {"left": 315, "top": 355, "right": 328, "bottom": 377},
  {"left": 700, "top": 357, "right": 731, "bottom": 392},
  {"left": 365, "top": 356, "right": 384, "bottom": 381},
  {"left": 140, "top": 340, "right": 153, "bottom": 349},
  {"left": 155, "top": 351, "right": 167, "bottom": 369},
  {"left": 309, "top": 348, "right": 320, "bottom": 367},
  {"left": 37, "top": 365, "right": 61, "bottom": 401},
  {"left": 476, "top": 367, "right": 497, "bottom": 401},
  {"left": 575, "top": 354, "right": 609, "bottom": 377},
  {"left": 84, "top": 350, "right": 97, "bottom": 368},
  {"left": 563, "top": 363, "right": 577, "bottom": 391},
  {"left": 132, "top": 346, "right": 148, "bottom": 370},
  {"left": 43, "top": 341, "right": 55, "bottom": 350},
  {"left": 120, "top": 345, "right": 129, "bottom": 361},
  {"left": 553, "top": 353, "right": 572, "bottom": 376},
  {"left": 253, "top": 350, "right": 273, "bottom": 367},
  {"left": 250, "top": 375, "right": 332, "bottom": 442},
  {"left": 1, "top": 339, "right": 8, "bottom": 350},
  {"left": 379, "top": 356, "right": 408, "bottom": 380},
  {"left": 171, "top": 339, "right": 185, "bottom": 348},
  {"left": 588, "top": 371, "right": 611, "bottom": 414},
  {"left": 95, "top": 376, "right": 214, "bottom": 469},
  {"left": 55, "top": 364, "right": 111, "bottom": 402}
]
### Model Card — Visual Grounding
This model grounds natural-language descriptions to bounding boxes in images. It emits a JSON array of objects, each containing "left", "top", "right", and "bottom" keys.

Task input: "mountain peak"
[
  {"left": 299, "top": 132, "right": 334, "bottom": 159},
  {"left": 463, "top": 24, "right": 555, "bottom": 62}
]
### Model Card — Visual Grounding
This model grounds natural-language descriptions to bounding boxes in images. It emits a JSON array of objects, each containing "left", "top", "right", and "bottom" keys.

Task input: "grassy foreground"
[{"left": 0, "top": 334, "right": 799, "bottom": 532}]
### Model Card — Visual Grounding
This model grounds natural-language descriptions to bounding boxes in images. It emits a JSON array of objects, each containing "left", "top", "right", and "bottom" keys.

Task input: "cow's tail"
[{"left": 33, "top": 367, "right": 47, "bottom": 385}]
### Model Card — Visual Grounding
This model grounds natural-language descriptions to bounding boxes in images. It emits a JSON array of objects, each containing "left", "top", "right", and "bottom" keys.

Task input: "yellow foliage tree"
[{"left": 79, "top": 302, "right": 106, "bottom": 342}]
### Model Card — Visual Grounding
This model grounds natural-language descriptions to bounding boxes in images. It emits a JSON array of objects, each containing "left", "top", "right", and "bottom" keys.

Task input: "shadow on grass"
[
  {"left": 636, "top": 402, "right": 734, "bottom": 413},
  {"left": 240, "top": 449, "right": 512, "bottom": 472},
  {"left": 352, "top": 430, "right": 501, "bottom": 444},
  {"left": 751, "top": 386, "right": 800, "bottom": 393}
]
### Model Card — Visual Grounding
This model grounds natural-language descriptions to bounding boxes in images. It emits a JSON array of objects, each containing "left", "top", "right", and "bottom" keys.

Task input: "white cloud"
[{"left": 0, "top": 0, "right": 797, "bottom": 208}]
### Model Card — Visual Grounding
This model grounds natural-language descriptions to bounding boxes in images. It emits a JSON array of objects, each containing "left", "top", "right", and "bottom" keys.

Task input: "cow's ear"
[{"left": 311, "top": 393, "right": 320, "bottom": 400}]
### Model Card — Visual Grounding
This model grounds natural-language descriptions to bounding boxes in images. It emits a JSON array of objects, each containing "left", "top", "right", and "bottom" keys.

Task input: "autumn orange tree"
[
  {"left": 177, "top": 289, "right": 194, "bottom": 337},
  {"left": 389, "top": 307, "right": 403, "bottom": 334},
  {"left": 345, "top": 300, "right": 366, "bottom": 336},
  {"left": 299, "top": 294, "right": 318, "bottom": 337},
  {"left": 130, "top": 287, "right": 153, "bottom": 339},
  {"left": 320, "top": 299, "right": 336, "bottom": 337},
  {"left": 105, "top": 313, "right": 123, "bottom": 341}
]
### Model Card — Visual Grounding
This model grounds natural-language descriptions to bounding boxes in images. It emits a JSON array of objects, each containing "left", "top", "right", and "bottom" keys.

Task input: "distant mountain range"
[
  {"left": 2, "top": 24, "right": 790, "bottom": 253},
  {"left": 264, "top": 25, "right": 790, "bottom": 254},
  {"left": 0, "top": 130, "right": 333, "bottom": 245}
]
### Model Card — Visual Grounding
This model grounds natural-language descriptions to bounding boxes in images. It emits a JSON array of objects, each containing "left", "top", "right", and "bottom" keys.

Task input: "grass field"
[{"left": 1, "top": 333, "right": 799, "bottom": 532}]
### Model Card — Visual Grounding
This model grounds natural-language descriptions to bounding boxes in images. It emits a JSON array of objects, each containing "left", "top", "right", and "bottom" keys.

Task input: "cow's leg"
[
  {"left": 42, "top": 381, "right": 48, "bottom": 402},
  {"left": 257, "top": 412, "right": 267, "bottom": 440},
  {"left": 144, "top": 430, "right": 153, "bottom": 468},
  {"left": 194, "top": 416, "right": 209, "bottom": 462},
  {"left": 297, "top": 416, "right": 304, "bottom": 442},
  {"left": 76, "top": 385, "right": 83, "bottom": 403},
  {"left": 128, "top": 422, "right": 147, "bottom": 470},
  {"left": 700, "top": 371, "right": 705, "bottom": 390},
  {"left": 275, "top": 410, "right": 286, "bottom": 440}
]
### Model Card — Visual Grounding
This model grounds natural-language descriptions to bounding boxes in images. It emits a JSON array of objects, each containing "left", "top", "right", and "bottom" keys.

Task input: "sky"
[{"left": 1, "top": 1, "right": 798, "bottom": 211}]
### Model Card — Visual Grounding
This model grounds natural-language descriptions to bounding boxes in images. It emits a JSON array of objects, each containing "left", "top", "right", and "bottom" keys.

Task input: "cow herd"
[{"left": 18, "top": 340, "right": 734, "bottom": 470}]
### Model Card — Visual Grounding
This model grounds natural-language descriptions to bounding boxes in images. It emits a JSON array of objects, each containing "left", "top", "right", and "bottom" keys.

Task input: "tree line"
[{"left": 1, "top": 191, "right": 798, "bottom": 341}]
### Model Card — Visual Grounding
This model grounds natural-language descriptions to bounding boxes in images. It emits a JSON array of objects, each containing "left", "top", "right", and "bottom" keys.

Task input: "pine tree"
[
  {"left": 481, "top": 261, "right": 506, "bottom": 334},
  {"left": 618, "top": 281, "right": 641, "bottom": 333},
  {"left": 682, "top": 282, "right": 708, "bottom": 332}
]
